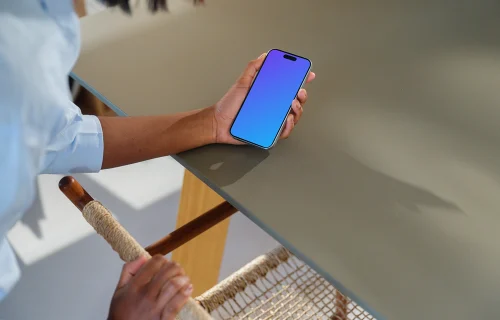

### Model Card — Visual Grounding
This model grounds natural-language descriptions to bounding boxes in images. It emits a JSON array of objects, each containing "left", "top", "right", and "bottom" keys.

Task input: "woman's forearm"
[{"left": 99, "top": 106, "right": 216, "bottom": 169}]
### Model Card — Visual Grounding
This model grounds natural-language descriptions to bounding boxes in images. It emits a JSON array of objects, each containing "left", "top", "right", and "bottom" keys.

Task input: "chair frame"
[
  {"left": 59, "top": 175, "right": 348, "bottom": 320},
  {"left": 59, "top": 176, "right": 238, "bottom": 256}
]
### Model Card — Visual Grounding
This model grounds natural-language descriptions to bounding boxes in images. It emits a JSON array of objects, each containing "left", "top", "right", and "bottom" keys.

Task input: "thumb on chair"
[{"left": 116, "top": 255, "right": 148, "bottom": 289}]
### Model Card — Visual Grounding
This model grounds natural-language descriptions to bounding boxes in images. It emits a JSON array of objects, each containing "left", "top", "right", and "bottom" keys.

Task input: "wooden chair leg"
[{"left": 145, "top": 201, "right": 237, "bottom": 256}]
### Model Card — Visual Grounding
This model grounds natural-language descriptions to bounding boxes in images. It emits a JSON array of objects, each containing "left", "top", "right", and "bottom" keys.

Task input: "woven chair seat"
[{"left": 196, "top": 247, "right": 376, "bottom": 320}]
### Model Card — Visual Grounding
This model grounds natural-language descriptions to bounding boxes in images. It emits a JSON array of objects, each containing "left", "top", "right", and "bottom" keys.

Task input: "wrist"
[{"left": 203, "top": 105, "right": 218, "bottom": 144}]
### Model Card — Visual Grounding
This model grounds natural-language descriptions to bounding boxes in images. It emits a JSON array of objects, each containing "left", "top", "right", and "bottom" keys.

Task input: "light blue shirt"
[{"left": 0, "top": 0, "right": 104, "bottom": 299}]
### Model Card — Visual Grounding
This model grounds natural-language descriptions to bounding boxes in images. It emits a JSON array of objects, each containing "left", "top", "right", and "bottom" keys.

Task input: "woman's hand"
[
  {"left": 212, "top": 53, "right": 316, "bottom": 144},
  {"left": 108, "top": 255, "right": 192, "bottom": 320}
]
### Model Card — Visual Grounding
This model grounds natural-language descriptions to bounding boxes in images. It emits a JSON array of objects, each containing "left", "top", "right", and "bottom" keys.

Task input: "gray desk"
[{"left": 73, "top": 1, "right": 500, "bottom": 319}]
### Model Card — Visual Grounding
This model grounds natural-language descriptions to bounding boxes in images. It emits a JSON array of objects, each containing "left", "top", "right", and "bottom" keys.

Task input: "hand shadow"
[{"left": 175, "top": 144, "right": 270, "bottom": 188}]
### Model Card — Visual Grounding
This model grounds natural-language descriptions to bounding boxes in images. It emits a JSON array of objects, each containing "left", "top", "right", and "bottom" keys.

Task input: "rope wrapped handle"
[
  {"left": 83, "top": 201, "right": 150, "bottom": 261},
  {"left": 59, "top": 176, "right": 212, "bottom": 320}
]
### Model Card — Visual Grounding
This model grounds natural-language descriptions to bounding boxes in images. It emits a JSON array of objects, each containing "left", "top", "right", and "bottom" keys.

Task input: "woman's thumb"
[
  {"left": 238, "top": 53, "right": 267, "bottom": 86},
  {"left": 116, "top": 256, "right": 148, "bottom": 288}
]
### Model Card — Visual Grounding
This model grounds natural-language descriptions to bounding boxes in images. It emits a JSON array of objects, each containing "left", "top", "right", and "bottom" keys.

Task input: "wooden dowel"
[
  {"left": 59, "top": 176, "right": 238, "bottom": 256},
  {"left": 145, "top": 201, "right": 238, "bottom": 256},
  {"left": 59, "top": 176, "right": 94, "bottom": 211}
]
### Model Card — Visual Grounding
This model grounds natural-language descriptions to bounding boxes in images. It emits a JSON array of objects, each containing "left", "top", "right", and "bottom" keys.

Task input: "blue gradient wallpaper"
[{"left": 230, "top": 49, "right": 311, "bottom": 148}]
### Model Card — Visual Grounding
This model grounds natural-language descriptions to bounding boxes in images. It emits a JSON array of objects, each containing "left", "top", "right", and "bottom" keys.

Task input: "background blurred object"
[{"left": 72, "top": 0, "right": 116, "bottom": 117}]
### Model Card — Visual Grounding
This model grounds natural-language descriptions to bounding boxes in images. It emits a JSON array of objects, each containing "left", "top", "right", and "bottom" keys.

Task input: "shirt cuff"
[{"left": 41, "top": 115, "right": 104, "bottom": 174}]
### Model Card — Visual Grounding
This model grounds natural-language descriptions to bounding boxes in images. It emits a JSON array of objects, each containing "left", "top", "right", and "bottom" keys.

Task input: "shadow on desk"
[{"left": 178, "top": 144, "right": 269, "bottom": 187}]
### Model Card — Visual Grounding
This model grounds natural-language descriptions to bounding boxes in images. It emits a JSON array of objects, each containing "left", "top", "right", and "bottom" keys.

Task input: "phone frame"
[{"left": 229, "top": 48, "right": 312, "bottom": 149}]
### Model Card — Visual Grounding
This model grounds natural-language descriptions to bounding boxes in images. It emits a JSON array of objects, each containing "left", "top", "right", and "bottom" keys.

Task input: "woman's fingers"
[
  {"left": 159, "top": 276, "right": 193, "bottom": 320},
  {"left": 297, "top": 88, "right": 308, "bottom": 105},
  {"left": 147, "top": 261, "right": 185, "bottom": 301},
  {"left": 306, "top": 72, "right": 316, "bottom": 83},
  {"left": 291, "top": 99, "right": 303, "bottom": 124},
  {"left": 132, "top": 255, "right": 167, "bottom": 288},
  {"left": 280, "top": 114, "right": 295, "bottom": 139}
]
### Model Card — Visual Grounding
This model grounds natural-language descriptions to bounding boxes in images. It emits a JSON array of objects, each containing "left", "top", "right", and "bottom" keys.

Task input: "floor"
[{"left": 0, "top": 157, "right": 278, "bottom": 319}]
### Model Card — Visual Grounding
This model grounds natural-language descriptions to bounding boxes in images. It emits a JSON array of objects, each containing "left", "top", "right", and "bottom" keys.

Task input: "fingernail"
[
  {"left": 259, "top": 53, "right": 266, "bottom": 58},
  {"left": 184, "top": 284, "right": 193, "bottom": 295}
]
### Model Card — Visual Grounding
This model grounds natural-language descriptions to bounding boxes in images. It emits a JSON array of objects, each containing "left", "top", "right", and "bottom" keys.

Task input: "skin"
[
  {"left": 99, "top": 53, "right": 316, "bottom": 168},
  {"left": 97, "top": 53, "right": 315, "bottom": 319},
  {"left": 108, "top": 256, "right": 192, "bottom": 320}
]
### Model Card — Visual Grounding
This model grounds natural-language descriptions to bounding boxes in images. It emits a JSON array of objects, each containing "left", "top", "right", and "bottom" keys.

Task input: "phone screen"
[{"left": 230, "top": 49, "right": 311, "bottom": 149}]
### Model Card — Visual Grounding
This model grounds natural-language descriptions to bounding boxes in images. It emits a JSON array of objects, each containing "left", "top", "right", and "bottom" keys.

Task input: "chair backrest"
[{"left": 59, "top": 176, "right": 213, "bottom": 320}]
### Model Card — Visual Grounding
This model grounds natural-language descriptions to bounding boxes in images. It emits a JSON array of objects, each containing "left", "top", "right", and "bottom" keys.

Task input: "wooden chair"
[{"left": 59, "top": 176, "right": 375, "bottom": 320}]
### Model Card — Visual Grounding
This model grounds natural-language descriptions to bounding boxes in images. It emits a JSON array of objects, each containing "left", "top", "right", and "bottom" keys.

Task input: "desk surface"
[{"left": 74, "top": 1, "right": 500, "bottom": 319}]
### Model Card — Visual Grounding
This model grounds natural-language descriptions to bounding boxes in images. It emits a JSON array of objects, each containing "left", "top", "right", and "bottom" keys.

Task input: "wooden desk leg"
[{"left": 172, "top": 170, "right": 231, "bottom": 296}]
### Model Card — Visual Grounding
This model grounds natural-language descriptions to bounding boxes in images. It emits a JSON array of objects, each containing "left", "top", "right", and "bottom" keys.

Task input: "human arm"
[
  {"left": 99, "top": 107, "right": 215, "bottom": 169},
  {"left": 98, "top": 53, "right": 315, "bottom": 169}
]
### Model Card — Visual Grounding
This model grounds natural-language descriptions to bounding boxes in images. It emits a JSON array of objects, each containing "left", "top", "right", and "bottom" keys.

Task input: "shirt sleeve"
[
  {"left": 40, "top": 107, "right": 104, "bottom": 174},
  {"left": 0, "top": 0, "right": 98, "bottom": 301}
]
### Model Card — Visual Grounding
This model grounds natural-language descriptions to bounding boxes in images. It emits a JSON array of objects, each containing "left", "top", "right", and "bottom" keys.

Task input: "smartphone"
[{"left": 230, "top": 49, "right": 312, "bottom": 149}]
